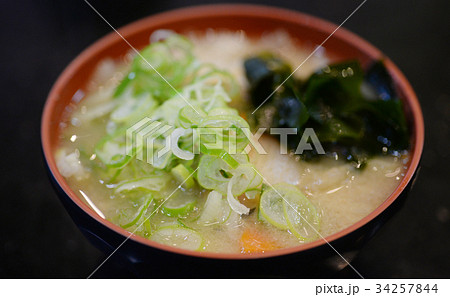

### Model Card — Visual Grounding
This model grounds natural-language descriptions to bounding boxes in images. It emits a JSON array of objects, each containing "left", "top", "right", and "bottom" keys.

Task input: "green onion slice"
[{"left": 150, "top": 226, "right": 204, "bottom": 251}]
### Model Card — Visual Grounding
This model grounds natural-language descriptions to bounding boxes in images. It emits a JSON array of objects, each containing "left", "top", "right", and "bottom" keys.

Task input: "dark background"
[{"left": 1, "top": 0, "right": 449, "bottom": 278}]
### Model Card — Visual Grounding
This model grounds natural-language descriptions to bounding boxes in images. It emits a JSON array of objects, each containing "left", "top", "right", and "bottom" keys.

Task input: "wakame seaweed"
[{"left": 244, "top": 55, "right": 409, "bottom": 168}]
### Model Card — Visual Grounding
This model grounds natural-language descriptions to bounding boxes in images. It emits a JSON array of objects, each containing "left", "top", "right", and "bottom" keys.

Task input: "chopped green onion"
[
  {"left": 171, "top": 164, "right": 195, "bottom": 188},
  {"left": 207, "top": 107, "right": 239, "bottom": 117},
  {"left": 90, "top": 34, "right": 264, "bottom": 235},
  {"left": 197, "top": 191, "right": 231, "bottom": 225},
  {"left": 115, "top": 175, "right": 170, "bottom": 193},
  {"left": 259, "top": 183, "right": 320, "bottom": 240},
  {"left": 120, "top": 194, "right": 154, "bottom": 229},
  {"left": 150, "top": 225, "right": 204, "bottom": 251},
  {"left": 226, "top": 178, "right": 250, "bottom": 215},
  {"left": 282, "top": 184, "right": 320, "bottom": 241},
  {"left": 161, "top": 192, "right": 197, "bottom": 217},
  {"left": 259, "top": 186, "right": 289, "bottom": 230},
  {"left": 178, "top": 105, "right": 207, "bottom": 128}
]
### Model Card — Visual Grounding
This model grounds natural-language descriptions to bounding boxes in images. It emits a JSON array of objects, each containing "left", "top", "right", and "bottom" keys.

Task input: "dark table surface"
[{"left": 1, "top": 0, "right": 449, "bottom": 278}]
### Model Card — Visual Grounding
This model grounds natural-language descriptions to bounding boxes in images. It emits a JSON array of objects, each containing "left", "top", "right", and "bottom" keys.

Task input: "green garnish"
[
  {"left": 91, "top": 34, "right": 266, "bottom": 236},
  {"left": 259, "top": 183, "right": 320, "bottom": 240},
  {"left": 170, "top": 164, "right": 195, "bottom": 189},
  {"left": 150, "top": 225, "right": 204, "bottom": 251}
]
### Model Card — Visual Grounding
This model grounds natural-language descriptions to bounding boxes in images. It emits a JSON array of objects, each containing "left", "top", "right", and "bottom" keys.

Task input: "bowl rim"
[{"left": 41, "top": 4, "right": 424, "bottom": 260}]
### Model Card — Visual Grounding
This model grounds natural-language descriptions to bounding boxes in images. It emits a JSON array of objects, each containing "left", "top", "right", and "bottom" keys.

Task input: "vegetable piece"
[
  {"left": 170, "top": 164, "right": 195, "bottom": 188},
  {"left": 182, "top": 79, "right": 230, "bottom": 111},
  {"left": 260, "top": 183, "right": 320, "bottom": 241},
  {"left": 110, "top": 92, "right": 156, "bottom": 125},
  {"left": 115, "top": 34, "right": 195, "bottom": 100},
  {"left": 272, "top": 95, "right": 309, "bottom": 148},
  {"left": 303, "top": 60, "right": 365, "bottom": 113},
  {"left": 178, "top": 105, "right": 207, "bottom": 128},
  {"left": 240, "top": 228, "right": 280, "bottom": 253},
  {"left": 197, "top": 191, "right": 231, "bottom": 225},
  {"left": 363, "top": 97, "right": 409, "bottom": 151},
  {"left": 218, "top": 151, "right": 240, "bottom": 169},
  {"left": 244, "top": 52, "right": 292, "bottom": 106},
  {"left": 152, "top": 96, "right": 187, "bottom": 126},
  {"left": 196, "top": 155, "right": 231, "bottom": 194},
  {"left": 55, "top": 149, "right": 88, "bottom": 179},
  {"left": 150, "top": 226, "right": 204, "bottom": 251},
  {"left": 280, "top": 184, "right": 320, "bottom": 240},
  {"left": 364, "top": 60, "right": 396, "bottom": 101},
  {"left": 198, "top": 114, "right": 250, "bottom": 154},
  {"left": 207, "top": 107, "right": 239, "bottom": 117},
  {"left": 120, "top": 194, "right": 154, "bottom": 229},
  {"left": 198, "top": 144, "right": 240, "bottom": 169},
  {"left": 229, "top": 164, "right": 263, "bottom": 196},
  {"left": 244, "top": 53, "right": 307, "bottom": 146},
  {"left": 227, "top": 178, "right": 250, "bottom": 215},
  {"left": 161, "top": 192, "right": 197, "bottom": 217},
  {"left": 94, "top": 128, "right": 133, "bottom": 168},
  {"left": 196, "top": 154, "right": 261, "bottom": 196},
  {"left": 115, "top": 175, "right": 170, "bottom": 193},
  {"left": 259, "top": 186, "right": 289, "bottom": 230},
  {"left": 193, "top": 67, "right": 240, "bottom": 99},
  {"left": 273, "top": 96, "right": 309, "bottom": 129}
]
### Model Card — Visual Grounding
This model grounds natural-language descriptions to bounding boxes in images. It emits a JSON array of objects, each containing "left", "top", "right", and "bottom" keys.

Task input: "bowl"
[{"left": 41, "top": 4, "right": 424, "bottom": 277}]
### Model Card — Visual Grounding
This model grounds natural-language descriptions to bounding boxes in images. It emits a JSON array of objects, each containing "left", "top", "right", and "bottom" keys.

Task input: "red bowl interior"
[{"left": 41, "top": 4, "right": 424, "bottom": 259}]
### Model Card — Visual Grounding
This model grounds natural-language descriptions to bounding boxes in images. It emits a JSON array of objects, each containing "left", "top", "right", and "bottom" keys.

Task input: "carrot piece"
[{"left": 240, "top": 228, "right": 280, "bottom": 253}]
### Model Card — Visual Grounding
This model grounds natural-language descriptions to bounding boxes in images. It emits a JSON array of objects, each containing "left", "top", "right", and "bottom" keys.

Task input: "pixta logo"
[{"left": 126, "top": 117, "right": 325, "bottom": 165}]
